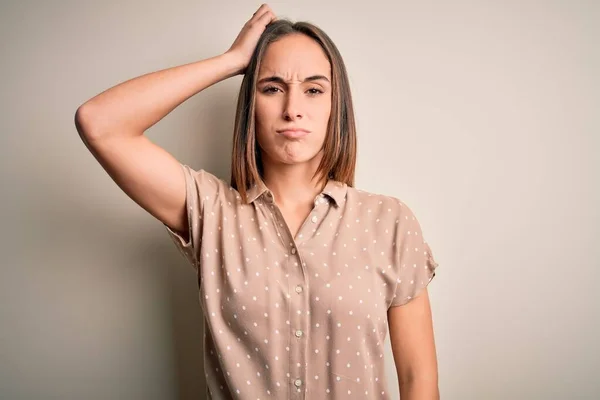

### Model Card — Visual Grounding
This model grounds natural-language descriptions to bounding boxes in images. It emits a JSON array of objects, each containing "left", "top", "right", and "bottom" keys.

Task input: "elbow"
[
  {"left": 398, "top": 373, "right": 439, "bottom": 400},
  {"left": 74, "top": 103, "right": 142, "bottom": 141},
  {"left": 398, "top": 367, "right": 438, "bottom": 386},
  {"left": 74, "top": 103, "right": 98, "bottom": 140}
]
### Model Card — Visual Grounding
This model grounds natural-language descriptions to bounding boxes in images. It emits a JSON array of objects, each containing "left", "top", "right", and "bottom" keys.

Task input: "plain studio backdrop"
[{"left": 1, "top": 0, "right": 598, "bottom": 399}]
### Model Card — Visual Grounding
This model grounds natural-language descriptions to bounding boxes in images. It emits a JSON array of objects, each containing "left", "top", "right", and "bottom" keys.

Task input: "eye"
[
  {"left": 261, "top": 86, "right": 324, "bottom": 95},
  {"left": 263, "top": 85, "right": 280, "bottom": 93}
]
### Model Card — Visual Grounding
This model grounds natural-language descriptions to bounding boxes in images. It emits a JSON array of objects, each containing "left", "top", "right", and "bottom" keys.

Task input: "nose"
[{"left": 282, "top": 88, "right": 303, "bottom": 121}]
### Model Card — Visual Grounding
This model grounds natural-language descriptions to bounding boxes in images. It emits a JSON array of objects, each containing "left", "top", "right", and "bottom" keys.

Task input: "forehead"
[{"left": 259, "top": 34, "right": 331, "bottom": 80}]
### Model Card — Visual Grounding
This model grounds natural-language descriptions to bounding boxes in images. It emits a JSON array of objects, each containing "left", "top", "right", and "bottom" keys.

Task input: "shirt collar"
[{"left": 245, "top": 179, "right": 347, "bottom": 207}]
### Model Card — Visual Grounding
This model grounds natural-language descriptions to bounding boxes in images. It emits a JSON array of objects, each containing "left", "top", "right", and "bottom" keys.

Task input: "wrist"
[{"left": 220, "top": 51, "right": 246, "bottom": 76}]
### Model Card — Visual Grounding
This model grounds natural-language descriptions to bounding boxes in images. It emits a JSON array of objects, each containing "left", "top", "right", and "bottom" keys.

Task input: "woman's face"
[{"left": 255, "top": 33, "right": 332, "bottom": 169}]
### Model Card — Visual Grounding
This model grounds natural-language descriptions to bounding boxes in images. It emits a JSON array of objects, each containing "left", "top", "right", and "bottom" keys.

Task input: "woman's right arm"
[
  {"left": 75, "top": 53, "right": 244, "bottom": 140},
  {"left": 74, "top": 4, "right": 277, "bottom": 241},
  {"left": 74, "top": 53, "right": 244, "bottom": 240}
]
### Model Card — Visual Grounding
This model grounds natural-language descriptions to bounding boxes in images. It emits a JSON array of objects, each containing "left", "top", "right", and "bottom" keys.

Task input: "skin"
[
  {"left": 76, "top": 2, "right": 438, "bottom": 395},
  {"left": 388, "top": 290, "right": 439, "bottom": 399},
  {"left": 254, "top": 30, "right": 439, "bottom": 399},
  {"left": 254, "top": 33, "right": 332, "bottom": 238}
]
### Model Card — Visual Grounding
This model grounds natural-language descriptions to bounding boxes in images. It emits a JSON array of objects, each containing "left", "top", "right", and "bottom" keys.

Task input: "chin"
[
  {"left": 261, "top": 142, "right": 324, "bottom": 167},
  {"left": 279, "top": 150, "right": 323, "bottom": 166},
  {"left": 261, "top": 147, "right": 308, "bottom": 164}
]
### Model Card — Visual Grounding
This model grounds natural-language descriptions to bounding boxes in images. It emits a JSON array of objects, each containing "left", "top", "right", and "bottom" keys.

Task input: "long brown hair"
[{"left": 230, "top": 19, "right": 357, "bottom": 202}]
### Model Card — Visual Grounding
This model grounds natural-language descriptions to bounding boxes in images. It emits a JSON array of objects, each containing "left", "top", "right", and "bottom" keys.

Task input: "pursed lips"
[{"left": 277, "top": 128, "right": 310, "bottom": 139}]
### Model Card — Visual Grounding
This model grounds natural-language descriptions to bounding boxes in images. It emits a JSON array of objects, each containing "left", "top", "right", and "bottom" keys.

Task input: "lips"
[{"left": 277, "top": 129, "right": 310, "bottom": 139}]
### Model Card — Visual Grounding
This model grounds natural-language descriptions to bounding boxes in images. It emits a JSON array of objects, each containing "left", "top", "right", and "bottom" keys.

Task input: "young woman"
[{"left": 75, "top": 4, "right": 439, "bottom": 399}]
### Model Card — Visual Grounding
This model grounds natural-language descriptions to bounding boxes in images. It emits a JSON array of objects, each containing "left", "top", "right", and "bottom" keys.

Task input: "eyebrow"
[{"left": 257, "top": 75, "right": 331, "bottom": 85}]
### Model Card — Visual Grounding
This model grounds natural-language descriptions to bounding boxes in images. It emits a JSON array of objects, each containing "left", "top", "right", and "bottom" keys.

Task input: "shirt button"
[
  {"left": 291, "top": 248, "right": 296, "bottom": 255},
  {"left": 311, "top": 215, "right": 318, "bottom": 223},
  {"left": 294, "top": 379, "right": 302, "bottom": 387},
  {"left": 295, "top": 330, "right": 303, "bottom": 337},
  {"left": 295, "top": 285, "right": 303, "bottom": 293}
]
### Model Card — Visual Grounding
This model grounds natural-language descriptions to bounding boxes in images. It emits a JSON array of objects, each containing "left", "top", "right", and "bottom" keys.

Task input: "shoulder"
[
  {"left": 183, "top": 165, "right": 243, "bottom": 204},
  {"left": 345, "top": 185, "right": 418, "bottom": 221}
]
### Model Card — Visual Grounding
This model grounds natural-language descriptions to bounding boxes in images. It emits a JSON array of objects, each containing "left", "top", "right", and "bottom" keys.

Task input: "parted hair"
[{"left": 230, "top": 19, "right": 357, "bottom": 202}]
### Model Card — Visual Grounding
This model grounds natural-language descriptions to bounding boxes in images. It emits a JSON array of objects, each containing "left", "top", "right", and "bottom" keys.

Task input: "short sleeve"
[
  {"left": 389, "top": 204, "right": 439, "bottom": 308},
  {"left": 164, "top": 163, "right": 217, "bottom": 272}
]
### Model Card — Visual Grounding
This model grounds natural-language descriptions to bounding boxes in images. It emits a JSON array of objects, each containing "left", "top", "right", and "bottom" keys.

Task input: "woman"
[{"left": 75, "top": 4, "right": 439, "bottom": 399}]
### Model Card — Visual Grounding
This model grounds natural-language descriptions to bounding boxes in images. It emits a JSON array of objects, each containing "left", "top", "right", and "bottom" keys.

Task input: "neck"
[{"left": 262, "top": 160, "right": 327, "bottom": 209}]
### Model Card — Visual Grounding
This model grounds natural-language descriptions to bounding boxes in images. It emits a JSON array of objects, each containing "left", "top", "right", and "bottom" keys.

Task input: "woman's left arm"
[{"left": 387, "top": 288, "right": 439, "bottom": 400}]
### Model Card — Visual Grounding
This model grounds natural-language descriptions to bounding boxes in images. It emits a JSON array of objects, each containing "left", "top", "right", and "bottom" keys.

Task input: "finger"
[
  {"left": 257, "top": 10, "right": 276, "bottom": 25},
  {"left": 251, "top": 4, "right": 270, "bottom": 22}
]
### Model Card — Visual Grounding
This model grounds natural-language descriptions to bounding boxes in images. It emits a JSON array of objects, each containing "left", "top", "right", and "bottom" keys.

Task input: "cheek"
[
  {"left": 255, "top": 129, "right": 269, "bottom": 151},
  {"left": 255, "top": 127, "right": 280, "bottom": 157},
  {"left": 314, "top": 98, "right": 332, "bottom": 123},
  {"left": 254, "top": 101, "right": 266, "bottom": 125},
  {"left": 254, "top": 97, "right": 273, "bottom": 126},
  {"left": 254, "top": 102, "right": 273, "bottom": 146},
  {"left": 315, "top": 102, "right": 332, "bottom": 135}
]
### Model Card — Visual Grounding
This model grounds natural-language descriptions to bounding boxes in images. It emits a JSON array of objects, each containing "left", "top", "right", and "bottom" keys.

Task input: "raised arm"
[
  {"left": 74, "top": 52, "right": 243, "bottom": 240},
  {"left": 74, "top": 5, "right": 277, "bottom": 240}
]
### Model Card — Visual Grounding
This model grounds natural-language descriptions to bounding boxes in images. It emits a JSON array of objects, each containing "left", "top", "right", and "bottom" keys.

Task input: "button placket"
[
  {"left": 266, "top": 201, "right": 309, "bottom": 397},
  {"left": 264, "top": 193, "right": 339, "bottom": 397},
  {"left": 290, "top": 248, "right": 307, "bottom": 397}
]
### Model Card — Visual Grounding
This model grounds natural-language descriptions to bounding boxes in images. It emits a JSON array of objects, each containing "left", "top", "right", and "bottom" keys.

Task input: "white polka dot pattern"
[{"left": 164, "top": 163, "right": 438, "bottom": 399}]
